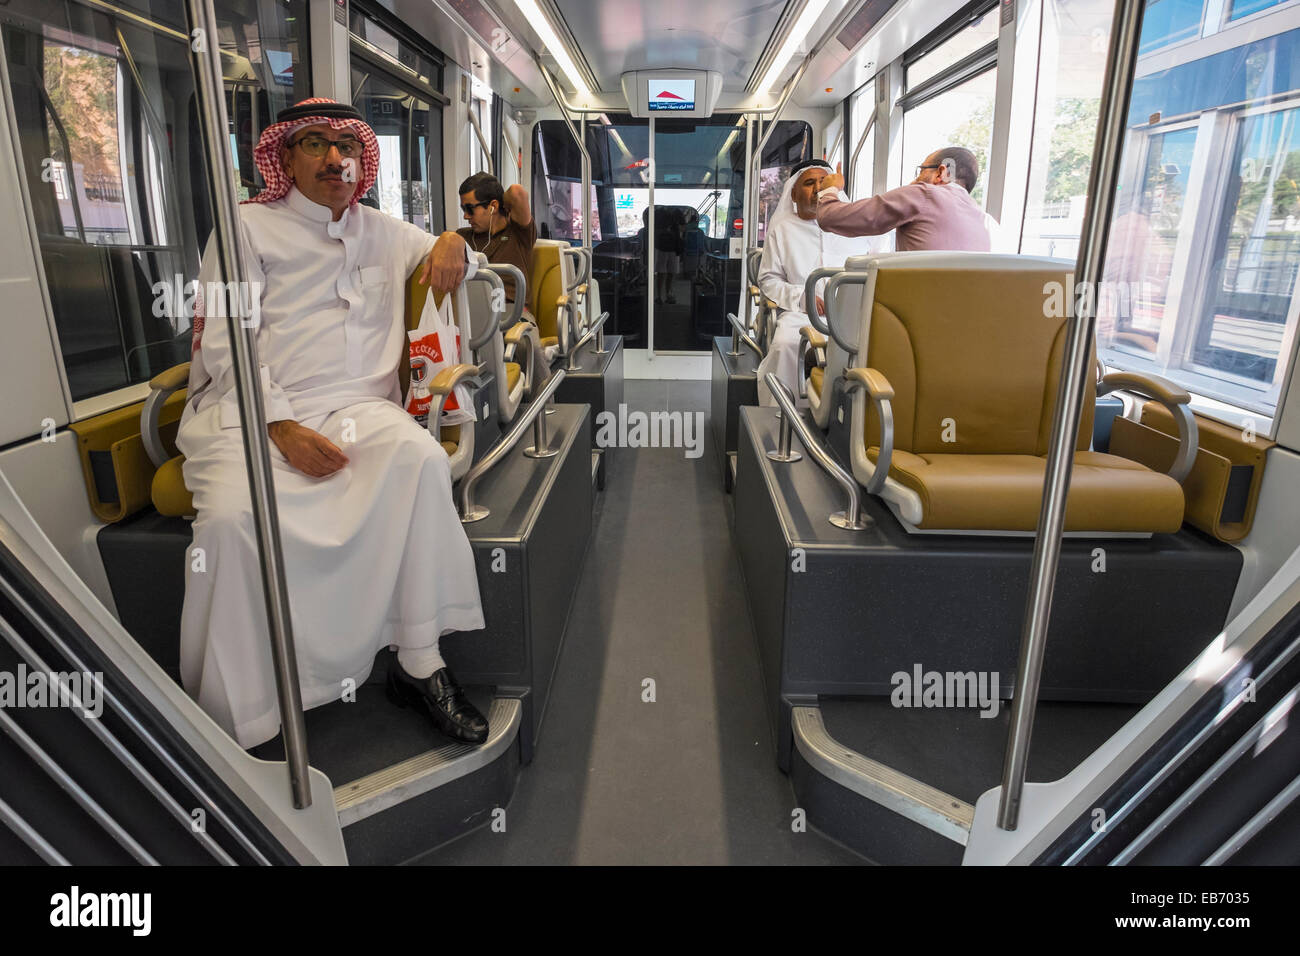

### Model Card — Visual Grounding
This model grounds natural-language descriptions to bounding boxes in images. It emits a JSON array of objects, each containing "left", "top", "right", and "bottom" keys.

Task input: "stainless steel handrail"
[
  {"left": 464, "top": 268, "right": 507, "bottom": 350},
  {"left": 28, "top": 72, "right": 85, "bottom": 241},
  {"left": 997, "top": 0, "right": 1147, "bottom": 831},
  {"left": 0, "top": 607, "right": 242, "bottom": 863},
  {"left": 185, "top": 0, "right": 311, "bottom": 809},
  {"left": 727, "top": 312, "right": 763, "bottom": 359},
  {"left": 460, "top": 369, "right": 567, "bottom": 522},
  {"left": 0, "top": 795, "right": 69, "bottom": 865},
  {"left": 747, "top": 53, "right": 815, "bottom": 249},
  {"left": 537, "top": 61, "right": 592, "bottom": 252},
  {"left": 571, "top": 310, "right": 610, "bottom": 358},
  {"left": 804, "top": 267, "right": 841, "bottom": 335},
  {"left": 765, "top": 374, "right": 871, "bottom": 531},
  {"left": 0, "top": 705, "right": 157, "bottom": 864},
  {"left": 847, "top": 115, "right": 875, "bottom": 194},
  {"left": 466, "top": 105, "right": 494, "bottom": 176}
]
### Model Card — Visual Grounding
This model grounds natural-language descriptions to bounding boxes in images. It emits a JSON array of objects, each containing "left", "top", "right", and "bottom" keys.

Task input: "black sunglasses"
[{"left": 460, "top": 200, "right": 493, "bottom": 215}]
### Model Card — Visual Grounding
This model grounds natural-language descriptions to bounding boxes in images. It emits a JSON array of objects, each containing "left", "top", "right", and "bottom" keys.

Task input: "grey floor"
[{"left": 425, "top": 379, "right": 860, "bottom": 864}]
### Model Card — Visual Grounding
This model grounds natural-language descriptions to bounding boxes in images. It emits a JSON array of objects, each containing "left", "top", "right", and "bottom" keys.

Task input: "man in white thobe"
[
  {"left": 755, "top": 160, "right": 882, "bottom": 406},
  {"left": 179, "top": 99, "right": 489, "bottom": 750}
]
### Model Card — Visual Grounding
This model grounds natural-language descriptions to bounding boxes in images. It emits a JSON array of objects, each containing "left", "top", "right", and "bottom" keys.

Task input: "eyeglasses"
[
  {"left": 460, "top": 201, "right": 492, "bottom": 215},
  {"left": 289, "top": 134, "right": 363, "bottom": 159},
  {"left": 915, "top": 163, "right": 942, "bottom": 176}
]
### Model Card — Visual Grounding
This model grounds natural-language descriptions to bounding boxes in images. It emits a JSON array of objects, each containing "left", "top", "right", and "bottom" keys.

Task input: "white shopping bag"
[{"left": 405, "top": 290, "right": 475, "bottom": 428}]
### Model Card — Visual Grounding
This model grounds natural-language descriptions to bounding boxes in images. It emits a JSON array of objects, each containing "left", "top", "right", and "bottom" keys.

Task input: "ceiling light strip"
[
  {"left": 508, "top": 0, "right": 594, "bottom": 98},
  {"left": 758, "top": 0, "right": 834, "bottom": 93}
]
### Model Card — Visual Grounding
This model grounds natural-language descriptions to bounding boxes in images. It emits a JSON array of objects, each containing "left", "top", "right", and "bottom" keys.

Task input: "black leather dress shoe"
[{"left": 387, "top": 663, "right": 489, "bottom": 744}]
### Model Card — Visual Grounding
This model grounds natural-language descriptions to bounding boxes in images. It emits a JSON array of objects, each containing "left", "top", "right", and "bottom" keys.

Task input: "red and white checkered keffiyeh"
[{"left": 244, "top": 96, "right": 379, "bottom": 206}]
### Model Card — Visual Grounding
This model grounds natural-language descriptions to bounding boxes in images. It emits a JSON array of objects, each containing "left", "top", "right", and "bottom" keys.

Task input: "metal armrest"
[
  {"left": 845, "top": 367, "right": 894, "bottom": 496},
  {"left": 804, "top": 266, "right": 840, "bottom": 335},
  {"left": 141, "top": 361, "right": 190, "bottom": 467},
  {"left": 1098, "top": 370, "right": 1198, "bottom": 483}
]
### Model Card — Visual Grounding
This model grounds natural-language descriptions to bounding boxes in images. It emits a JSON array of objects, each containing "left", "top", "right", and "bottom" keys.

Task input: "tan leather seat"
[
  {"left": 808, "top": 366, "right": 824, "bottom": 399},
  {"left": 866, "top": 448, "right": 1185, "bottom": 532},
  {"left": 844, "top": 253, "right": 1192, "bottom": 534}
]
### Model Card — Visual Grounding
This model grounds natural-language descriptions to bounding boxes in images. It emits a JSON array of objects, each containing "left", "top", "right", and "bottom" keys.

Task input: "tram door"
[
  {"left": 532, "top": 116, "right": 812, "bottom": 353},
  {"left": 348, "top": 7, "right": 445, "bottom": 231}
]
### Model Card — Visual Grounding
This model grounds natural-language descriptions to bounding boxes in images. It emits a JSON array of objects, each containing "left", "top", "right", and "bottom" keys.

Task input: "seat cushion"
[
  {"left": 869, "top": 448, "right": 1185, "bottom": 532},
  {"left": 151, "top": 455, "right": 195, "bottom": 517},
  {"left": 809, "top": 366, "right": 824, "bottom": 398},
  {"left": 505, "top": 361, "right": 522, "bottom": 393},
  {"left": 541, "top": 336, "right": 559, "bottom": 349}
]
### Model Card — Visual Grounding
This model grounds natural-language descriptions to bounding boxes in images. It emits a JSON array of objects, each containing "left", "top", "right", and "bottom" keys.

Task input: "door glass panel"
[
  {"left": 2, "top": 0, "right": 309, "bottom": 402},
  {"left": 653, "top": 115, "right": 763, "bottom": 352},
  {"left": 351, "top": 66, "right": 441, "bottom": 230}
]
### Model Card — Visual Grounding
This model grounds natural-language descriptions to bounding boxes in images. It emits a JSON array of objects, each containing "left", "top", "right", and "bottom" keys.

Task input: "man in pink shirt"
[{"left": 816, "top": 146, "right": 992, "bottom": 251}]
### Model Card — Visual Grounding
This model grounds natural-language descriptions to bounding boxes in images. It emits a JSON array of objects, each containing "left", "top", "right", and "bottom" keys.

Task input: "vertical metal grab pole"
[
  {"left": 996, "top": 0, "right": 1147, "bottom": 830},
  {"left": 186, "top": 0, "right": 312, "bottom": 809}
]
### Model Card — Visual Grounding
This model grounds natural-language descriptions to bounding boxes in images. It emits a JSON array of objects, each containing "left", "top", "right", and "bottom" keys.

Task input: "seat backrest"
[
  {"left": 857, "top": 253, "right": 1094, "bottom": 456},
  {"left": 529, "top": 239, "right": 568, "bottom": 341}
]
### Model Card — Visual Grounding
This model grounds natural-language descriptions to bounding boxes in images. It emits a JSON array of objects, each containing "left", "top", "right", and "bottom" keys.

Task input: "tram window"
[
  {"left": 350, "top": 3, "right": 441, "bottom": 87},
  {"left": 2, "top": 0, "right": 310, "bottom": 404},
  {"left": 1138, "top": 0, "right": 1205, "bottom": 55},
  {"left": 900, "top": 69, "right": 996, "bottom": 206},
  {"left": 1228, "top": 0, "right": 1291, "bottom": 20},
  {"left": 1019, "top": 0, "right": 1112, "bottom": 258},
  {"left": 352, "top": 70, "right": 443, "bottom": 230},
  {"left": 756, "top": 120, "right": 813, "bottom": 243},
  {"left": 1098, "top": 20, "right": 1300, "bottom": 419},
  {"left": 904, "top": 3, "right": 998, "bottom": 91},
  {"left": 848, "top": 83, "right": 876, "bottom": 195},
  {"left": 899, "top": 3, "right": 997, "bottom": 206}
]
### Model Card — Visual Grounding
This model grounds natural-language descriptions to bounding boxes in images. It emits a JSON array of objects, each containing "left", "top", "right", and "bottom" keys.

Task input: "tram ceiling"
[{"left": 550, "top": 0, "right": 784, "bottom": 91}]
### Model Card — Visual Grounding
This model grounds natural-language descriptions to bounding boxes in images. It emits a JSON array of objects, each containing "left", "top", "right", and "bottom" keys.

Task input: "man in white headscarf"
[{"left": 753, "top": 160, "right": 882, "bottom": 406}]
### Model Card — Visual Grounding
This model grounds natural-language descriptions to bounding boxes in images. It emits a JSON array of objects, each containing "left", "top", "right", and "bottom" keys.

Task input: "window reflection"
[
  {"left": 3, "top": 0, "right": 310, "bottom": 403},
  {"left": 1098, "top": 17, "right": 1300, "bottom": 416}
]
